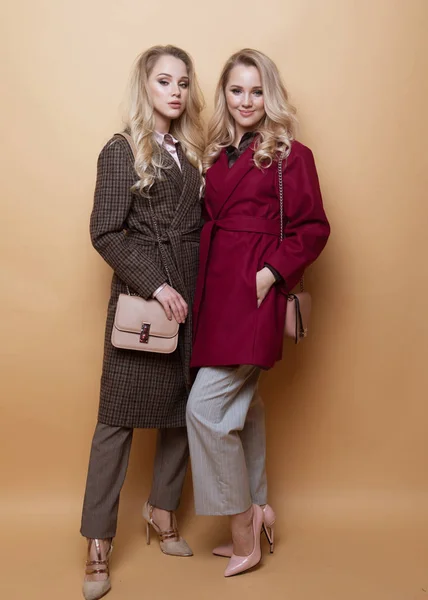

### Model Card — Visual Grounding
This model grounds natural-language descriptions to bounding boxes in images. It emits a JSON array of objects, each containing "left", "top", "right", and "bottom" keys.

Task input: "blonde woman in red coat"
[{"left": 186, "top": 49, "right": 330, "bottom": 577}]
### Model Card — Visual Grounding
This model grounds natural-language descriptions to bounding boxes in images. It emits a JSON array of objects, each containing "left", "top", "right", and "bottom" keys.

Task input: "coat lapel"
[
  {"left": 169, "top": 144, "right": 200, "bottom": 230},
  {"left": 206, "top": 149, "right": 227, "bottom": 193},
  {"left": 159, "top": 144, "right": 183, "bottom": 195},
  {"left": 209, "top": 145, "right": 255, "bottom": 219}
]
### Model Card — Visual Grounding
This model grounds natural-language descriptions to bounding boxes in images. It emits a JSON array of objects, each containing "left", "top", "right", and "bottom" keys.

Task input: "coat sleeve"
[
  {"left": 90, "top": 138, "right": 167, "bottom": 299},
  {"left": 266, "top": 144, "right": 330, "bottom": 292}
]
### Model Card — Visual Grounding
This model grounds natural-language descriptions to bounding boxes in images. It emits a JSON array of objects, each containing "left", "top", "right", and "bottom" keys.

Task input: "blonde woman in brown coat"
[{"left": 81, "top": 46, "right": 204, "bottom": 600}]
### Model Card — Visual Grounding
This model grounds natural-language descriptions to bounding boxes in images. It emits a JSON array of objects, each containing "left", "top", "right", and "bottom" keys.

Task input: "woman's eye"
[
  {"left": 179, "top": 82, "right": 188, "bottom": 89},
  {"left": 231, "top": 89, "right": 241, "bottom": 95},
  {"left": 158, "top": 80, "right": 169, "bottom": 86},
  {"left": 253, "top": 90, "right": 263, "bottom": 97}
]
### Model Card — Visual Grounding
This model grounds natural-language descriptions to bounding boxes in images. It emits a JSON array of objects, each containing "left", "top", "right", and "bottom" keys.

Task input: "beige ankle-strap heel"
[
  {"left": 82, "top": 538, "right": 113, "bottom": 600},
  {"left": 142, "top": 501, "right": 193, "bottom": 557}
]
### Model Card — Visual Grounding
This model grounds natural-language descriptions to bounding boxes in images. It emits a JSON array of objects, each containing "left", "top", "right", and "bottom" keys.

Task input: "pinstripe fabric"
[
  {"left": 90, "top": 134, "right": 202, "bottom": 428},
  {"left": 80, "top": 423, "right": 189, "bottom": 538},
  {"left": 186, "top": 365, "right": 267, "bottom": 515}
]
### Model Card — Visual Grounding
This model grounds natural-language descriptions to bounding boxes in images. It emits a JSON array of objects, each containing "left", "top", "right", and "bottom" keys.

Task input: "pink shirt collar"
[{"left": 154, "top": 131, "right": 179, "bottom": 145}]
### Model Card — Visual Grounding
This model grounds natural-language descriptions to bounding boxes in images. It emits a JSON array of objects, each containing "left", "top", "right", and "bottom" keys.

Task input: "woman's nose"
[
  {"left": 241, "top": 93, "right": 252, "bottom": 107},
  {"left": 171, "top": 84, "right": 181, "bottom": 97}
]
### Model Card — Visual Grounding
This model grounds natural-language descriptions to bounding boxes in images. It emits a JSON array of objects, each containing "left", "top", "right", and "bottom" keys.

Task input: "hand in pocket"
[{"left": 256, "top": 267, "right": 276, "bottom": 307}]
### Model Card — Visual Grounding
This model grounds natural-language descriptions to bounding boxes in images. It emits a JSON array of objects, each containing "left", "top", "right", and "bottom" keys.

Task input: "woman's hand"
[
  {"left": 155, "top": 284, "right": 188, "bottom": 323},
  {"left": 256, "top": 267, "right": 276, "bottom": 308}
]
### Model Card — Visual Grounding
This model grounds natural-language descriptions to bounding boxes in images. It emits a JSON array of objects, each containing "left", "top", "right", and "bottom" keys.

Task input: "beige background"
[{"left": 1, "top": 1, "right": 428, "bottom": 599}]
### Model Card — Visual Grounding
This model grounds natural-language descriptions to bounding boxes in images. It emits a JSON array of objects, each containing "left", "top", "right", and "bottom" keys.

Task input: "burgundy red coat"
[{"left": 190, "top": 140, "right": 330, "bottom": 370}]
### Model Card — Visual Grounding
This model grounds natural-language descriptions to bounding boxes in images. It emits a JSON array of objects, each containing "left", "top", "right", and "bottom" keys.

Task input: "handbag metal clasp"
[{"left": 140, "top": 323, "right": 151, "bottom": 344}]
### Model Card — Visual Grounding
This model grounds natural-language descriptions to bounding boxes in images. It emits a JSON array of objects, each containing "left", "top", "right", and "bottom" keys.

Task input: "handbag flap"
[{"left": 114, "top": 294, "right": 179, "bottom": 338}]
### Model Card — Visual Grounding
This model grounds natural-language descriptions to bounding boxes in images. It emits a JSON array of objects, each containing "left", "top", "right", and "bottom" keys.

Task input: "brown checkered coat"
[{"left": 90, "top": 134, "right": 202, "bottom": 428}]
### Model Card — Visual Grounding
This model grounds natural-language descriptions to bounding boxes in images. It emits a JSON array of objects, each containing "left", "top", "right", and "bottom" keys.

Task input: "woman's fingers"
[
  {"left": 174, "top": 296, "right": 188, "bottom": 323},
  {"left": 169, "top": 291, "right": 187, "bottom": 323},
  {"left": 155, "top": 285, "right": 188, "bottom": 323},
  {"left": 256, "top": 281, "right": 268, "bottom": 308},
  {"left": 169, "top": 299, "right": 181, "bottom": 323},
  {"left": 177, "top": 296, "right": 188, "bottom": 320},
  {"left": 162, "top": 298, "right": 173, "bottom": 320}
]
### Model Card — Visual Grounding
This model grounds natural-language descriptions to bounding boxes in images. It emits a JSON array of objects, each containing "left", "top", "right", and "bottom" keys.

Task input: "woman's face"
[
  {"left": 147, "top": 55, "right": 189, "bottom": 130},
  {"left": 225, "top": 64, "right": 265, "bottom": 136}
]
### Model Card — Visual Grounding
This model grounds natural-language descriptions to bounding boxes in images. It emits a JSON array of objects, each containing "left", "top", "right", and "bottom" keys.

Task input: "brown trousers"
[{"left": 80, "top": 423, "right": 189, "bottom": 539}]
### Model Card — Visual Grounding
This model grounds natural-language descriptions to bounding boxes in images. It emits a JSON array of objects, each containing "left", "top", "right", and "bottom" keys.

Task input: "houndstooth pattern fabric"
[{"left": 90, "top": 134, "right": 202, "bottom": 428}]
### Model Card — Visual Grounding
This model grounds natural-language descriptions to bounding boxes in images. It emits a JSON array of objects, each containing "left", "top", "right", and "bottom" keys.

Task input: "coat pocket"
[{"left": 255, "top": 267, "right": 274, "bottom": 310}]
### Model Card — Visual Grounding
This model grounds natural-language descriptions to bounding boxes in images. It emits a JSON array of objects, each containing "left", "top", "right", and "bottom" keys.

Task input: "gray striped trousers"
[{"left": 186, "top": 365, "right": 267, "bottom": 515}]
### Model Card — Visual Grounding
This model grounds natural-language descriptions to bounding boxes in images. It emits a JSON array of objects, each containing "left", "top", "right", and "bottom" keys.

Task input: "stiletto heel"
[
  {"left": 262, "top": 523, "right": 275, "bottom": 553},
  {"left": 224, "top": 504, "right": 264, "bottom": 577},
  {"left": 213, "top": 503, "right": 276, "bottom": 557},
  {"left": 142, "top": 501, "right": 193, "bottom": 557}
]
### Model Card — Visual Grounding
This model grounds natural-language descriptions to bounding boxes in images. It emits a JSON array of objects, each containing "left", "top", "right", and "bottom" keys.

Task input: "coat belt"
[{"left": 128, "top": 227, "right": 200, "bottom": 296}]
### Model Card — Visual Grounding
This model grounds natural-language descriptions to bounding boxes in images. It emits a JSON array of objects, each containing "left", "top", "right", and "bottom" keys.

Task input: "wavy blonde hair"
[
  {"left": 204, "top": 48, "right": 297, "bottom": 172},
  {"left": 123, "top": 45, "right": 205, "bottom": 195}
]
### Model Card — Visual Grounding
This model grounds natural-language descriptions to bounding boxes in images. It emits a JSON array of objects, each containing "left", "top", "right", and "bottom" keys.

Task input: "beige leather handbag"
[
  {"left": 112, "top": 292, "right": 179, "bottom": 353},
  {"left": 110, "top": 132, "right": 179, "bottom": 354},
  {"left": 278, "top": 152, "right": 312, "bottom": 344}
]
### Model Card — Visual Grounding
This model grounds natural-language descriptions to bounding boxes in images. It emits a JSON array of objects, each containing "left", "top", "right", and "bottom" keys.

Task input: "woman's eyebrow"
[
  {"left": 228, "top": 84, "right": 262, "bottom": 89},
  {"left": 156, "top": 72, "right": 189, "bottom": 80}
]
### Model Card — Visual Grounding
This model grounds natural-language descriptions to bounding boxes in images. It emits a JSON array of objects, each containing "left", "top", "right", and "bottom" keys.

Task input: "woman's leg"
[
  {"left": 238, "top": 378, "right": 268, "bottom": 506},
  {"left": 81, "top": 423, "right": 133, "bottom": 598},
  {"left": 81, "top": 422, "right": 133, "bottom": 539},
  {"left": 148, "top": 427, "right": 189, "bottom": 531},
  {"left": 148, "top": 427, "right": 189, "bottom": 512},
  {"left": 186, "top": 365, "right": 261, "bottom": 516},
  {"left": 212, "top": 386, "right": 274, "bottom": 558},
  {"left": 144, "top": 427, "right": 192, "bottom": 556}
]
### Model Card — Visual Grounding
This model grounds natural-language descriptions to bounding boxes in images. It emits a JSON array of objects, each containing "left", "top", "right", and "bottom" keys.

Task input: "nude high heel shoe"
[
  {"left": 213, "top": 504, "right": 276, "bottom": 557},
  {"left": 224, "top": 504, "right": 264, "bottom": 577},
  {"left": 142, "top": 501, "right": 193, "bottom": 557},
  {"left": 82, "top": 538, "right": 113, "bottom": 600}
]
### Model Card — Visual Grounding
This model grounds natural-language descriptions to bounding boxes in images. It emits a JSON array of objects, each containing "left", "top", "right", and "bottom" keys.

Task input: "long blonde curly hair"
[
  {"left": 204, "top": 48, "right": 297, "bottom": 172},
  {"left": 123, "top": 45, "right": 205, "bottom": 195}
]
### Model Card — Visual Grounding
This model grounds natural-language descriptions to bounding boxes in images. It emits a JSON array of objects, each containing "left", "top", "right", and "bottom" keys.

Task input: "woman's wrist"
[
  {"left": 152, "top": 282, "right": 168, "bottom": 298},
  {"left": 260, "top": 267, "right": 275, "bottom": 287}
]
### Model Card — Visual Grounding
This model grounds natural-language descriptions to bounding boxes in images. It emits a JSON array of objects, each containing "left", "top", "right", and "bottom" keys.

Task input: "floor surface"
[{"left": 2, "top": 504, "right": 427, "bottom": 600}]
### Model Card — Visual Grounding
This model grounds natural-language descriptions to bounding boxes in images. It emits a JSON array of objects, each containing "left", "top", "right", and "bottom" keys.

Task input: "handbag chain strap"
[
  {"left": 116, "top": 132, "right": 173, "bottom": 294},
  {"left": 278, "top": 149, "right": 304, "bottom": 293}
]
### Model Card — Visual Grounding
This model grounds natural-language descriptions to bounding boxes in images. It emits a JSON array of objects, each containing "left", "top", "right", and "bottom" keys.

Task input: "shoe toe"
[
  {"left": 160, "top": 537, "right": 193, "bottom": 557},
  {"left": 82, "top": 579, "right": 111, "bottom": 600}
]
